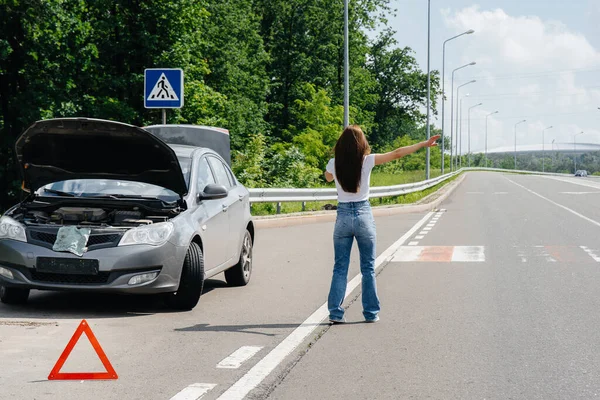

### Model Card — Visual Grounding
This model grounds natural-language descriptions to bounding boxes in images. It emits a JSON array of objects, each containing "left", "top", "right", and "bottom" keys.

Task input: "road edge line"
[
  {"left": 506, "top": 177, "right": 600, "bottom": 229},
  {"left": 214, "top": 212, "right": 435, "bottom": 400}
]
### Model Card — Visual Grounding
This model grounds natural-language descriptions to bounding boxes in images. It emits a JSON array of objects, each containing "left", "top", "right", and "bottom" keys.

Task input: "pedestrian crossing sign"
[{"left": 144, "top": 68, "right": 184, "bottom": 108}]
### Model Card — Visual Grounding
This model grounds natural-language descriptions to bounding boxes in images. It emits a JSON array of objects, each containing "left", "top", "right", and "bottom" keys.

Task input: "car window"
[
  {"left": 207, "top": 157, "right": 232, "bottom": 189},
  {"left": 177, "top": 156, "right": 192, "bottom": 188},
  {"left": 196, "top": 157, "right": 216, "bottom": 192}
]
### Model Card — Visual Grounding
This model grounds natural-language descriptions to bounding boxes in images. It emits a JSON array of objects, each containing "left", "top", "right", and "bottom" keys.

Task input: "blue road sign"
[{"left": 144, "top": 68, "right": 184, "bottom": 108}]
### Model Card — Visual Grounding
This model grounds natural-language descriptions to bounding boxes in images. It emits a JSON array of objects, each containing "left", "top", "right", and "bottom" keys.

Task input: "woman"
[{"left": 324, "top": 125, "right": 440, "bottom": 323}]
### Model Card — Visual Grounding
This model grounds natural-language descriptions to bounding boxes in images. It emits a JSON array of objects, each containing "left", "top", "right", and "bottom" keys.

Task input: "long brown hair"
[{"left": 334, "top": 125, "right": 371, "bottom": 193}]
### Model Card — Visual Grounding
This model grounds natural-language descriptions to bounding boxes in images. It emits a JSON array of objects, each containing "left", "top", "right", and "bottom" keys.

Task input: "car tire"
[
  {"left": 164, "top": 242, "right": 204, "bottom": 311},
  {"left": 0, "top": 286, "right": 30, "bottom": 305},
  {"left": 225, "top": 229, "right": 253, "bottom": 287}
]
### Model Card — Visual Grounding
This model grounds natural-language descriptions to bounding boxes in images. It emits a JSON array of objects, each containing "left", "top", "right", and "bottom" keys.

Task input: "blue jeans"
[{"left": 328, "top": 200, "right": 380, "bottom": 321}]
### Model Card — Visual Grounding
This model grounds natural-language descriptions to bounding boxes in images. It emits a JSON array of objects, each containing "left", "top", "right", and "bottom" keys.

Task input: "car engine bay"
[{"left": 10, "top": 205, "right": 172, "bottom": 228}]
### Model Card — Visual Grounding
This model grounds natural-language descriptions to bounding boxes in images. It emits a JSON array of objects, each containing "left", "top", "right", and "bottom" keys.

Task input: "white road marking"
[
  {"left": 541, "top": 176, "right": 600, "bottom": 191},
  {"left": 217, "top": 346, "right": 263, "bottom": 369},
  {"left": 426, "top": 223, "right": 435, "bottom": 227},
  {"left": 415, "top": 235, "right": 425, "bottom": 239},
  {"left": 466, "top": 192, "right": 484, "bottom": 194},
  {"left": 440, "top": 209, "right": 447, "bottom": 212},
  {"left": 408, "top": 241, "right": 419, "bottom": 246},
  {"left": 559, "top": 191, "right": 600, "bottom": 195},
  {"left": 423, "top": 227, "right": 432, "bottom": 231},
  {"left": 507, "top": 178, "right": 600, "bottom": 229},
  {"left": 451, "top": 246, "right": 485, "bottom": 262},
  {"left": 170, "top": 384, "right": 217, "bottom": 400},
  {"left": 214, "top": 212, "right": 435, "bottom": 400},
  {"left": 581, "top": 246, "right": 600, "bottom": 262},
  {"left": 494, "top": 192, "right": 508, "bottom": 195},
  {"left": 532, "top": 246, "right": 556, "bottom": 262},
  {"left": 392, "top": 246, "right": 424, "bottom": 262}
]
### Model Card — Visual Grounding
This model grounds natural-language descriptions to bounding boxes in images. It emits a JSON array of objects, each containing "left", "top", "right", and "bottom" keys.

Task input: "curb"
[{"left": 253, "top": 172, "right": 466, "bottom": 229}]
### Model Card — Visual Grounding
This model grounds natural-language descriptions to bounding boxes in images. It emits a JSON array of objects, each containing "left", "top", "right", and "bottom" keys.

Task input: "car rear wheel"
[
  {"left": 0, "top": 286, "right": 30, "bottom": 305},
  {"left": 225, "top": 230, "right": 253, "bottom": 287},
  {"left": 164, "top": 242, "right": 204, "bottom": 310}
]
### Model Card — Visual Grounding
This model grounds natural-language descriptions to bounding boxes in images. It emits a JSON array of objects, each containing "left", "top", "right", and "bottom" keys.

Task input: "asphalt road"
[{"left": 2, "top": 172, "right": 600, "bottom": 400}]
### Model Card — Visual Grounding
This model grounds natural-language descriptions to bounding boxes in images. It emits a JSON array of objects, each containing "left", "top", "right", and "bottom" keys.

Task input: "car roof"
[{"left": 169, "top": 144, "right": 223, "bottom": 161}]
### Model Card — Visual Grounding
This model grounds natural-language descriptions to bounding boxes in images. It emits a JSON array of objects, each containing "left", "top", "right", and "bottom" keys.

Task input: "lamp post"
[
  {"left": 450, "top": 63, "right": 476, "bottom": 170},
  {"left": 441, "top": 29, "right": 474, "bottom": 174},
  {"left": 458, "top": 94, "right": 469, "bottom": 168},
  {"left": 453, "top": 80, "right": 475, "bottom": 170},
  {"left": 468, "top": 103, "right": 483, "bottom": 167},
  {"left": 425, "top": 0, "right": 431, "bottom": 179},
  {"left": 485, "top": 111, "right": 499, "bottom": 167},
  {"left": 542, "top": 126, "right": 553, "bottom": 172},
  {"left": 552, "top": 139, "right": 556, "bottom": 168},
  {"left": 514, "top": 120, "right": 526, "bottom": 169},
  {"left": 343, "top": 0, "right": 349, "bottom": 127},
  {"left": 574, "top": 131, "right": 583, "bottom": 172}
]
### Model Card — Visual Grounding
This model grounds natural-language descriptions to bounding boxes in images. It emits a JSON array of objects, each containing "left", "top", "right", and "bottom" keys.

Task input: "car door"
[
  {"left": 206, "top": 156, "right": 238, "bottom": 264},
  {"left": 222, "top": 162, "right": 247, "bottom": 259},
  {"left": 194, "top": 156, "right": 229, "bottom": 270}
]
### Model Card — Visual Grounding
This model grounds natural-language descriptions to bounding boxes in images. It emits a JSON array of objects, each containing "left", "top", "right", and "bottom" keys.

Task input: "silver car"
[{"left": 0, "top": 118, "right": 254, "bottom": 310}]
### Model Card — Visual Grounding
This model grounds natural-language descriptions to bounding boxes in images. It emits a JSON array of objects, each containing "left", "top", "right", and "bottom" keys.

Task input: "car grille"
[
  {"left": 27, "top": 229, "right": 122, "bottom": 250},
  {"left": 30, "top": 271, "right": 111, "bottom": 285}
]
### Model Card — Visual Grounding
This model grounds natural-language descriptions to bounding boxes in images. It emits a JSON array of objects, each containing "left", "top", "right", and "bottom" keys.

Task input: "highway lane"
[
  {"left": 0, "top": 206, "right": 427, "bottom": 399},
  {"left": 268, "top": 172, "right": 600, "bottom": 400}
]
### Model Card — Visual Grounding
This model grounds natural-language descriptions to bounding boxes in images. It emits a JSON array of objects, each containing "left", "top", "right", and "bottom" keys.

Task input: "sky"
[{"left": 380, "top": 0, "right": 600, "bottom": 154}]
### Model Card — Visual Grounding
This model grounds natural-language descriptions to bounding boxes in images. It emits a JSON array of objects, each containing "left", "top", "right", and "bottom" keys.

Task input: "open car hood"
[{"left": 15, "top": 118, "right": 188, "bottom": 196}]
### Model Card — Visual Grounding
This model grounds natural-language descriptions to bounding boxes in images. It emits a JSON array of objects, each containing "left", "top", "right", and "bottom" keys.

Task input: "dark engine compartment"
[{"left": 18, "top": 206, "right": 169, "bottom": 227}]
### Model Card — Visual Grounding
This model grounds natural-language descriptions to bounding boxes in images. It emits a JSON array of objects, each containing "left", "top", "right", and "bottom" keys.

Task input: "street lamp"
[
  {"left": 514, "top": 120, "right": 526, "bottom": 169},
  {"left": 343, "top": 0, "right": 349, "bottom": 127},
  {"left": 453, "top": 80, "right": 476, "bottom": 170},
  {"left": 574, "top": 131, "right": 583, "bottom": 172},
  {"left": 542, "top": 126, "right": 553, "bottom": 173},
  {"left": 450, "top": 62, "right": 476, "bottom": 169},
  {"left": 468, "top": 103, "right": 483, "bottom": 167},
  {"left": 425, "top": 0, "right": 431, "bottom": 179},
  {"left": 458, "top": 93, "right": 470, "bottom": 168},
  {"left": 485, "top": 111, "right": 499, "bottom": 167},
  {"left": 441, "top": 29, "right": 474, "bottom": 174}
]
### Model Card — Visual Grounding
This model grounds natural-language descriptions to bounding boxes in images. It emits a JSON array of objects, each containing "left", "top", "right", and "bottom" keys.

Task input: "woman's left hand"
[{"left": 424, "top": 135, "right": 441, "bottom": 147}]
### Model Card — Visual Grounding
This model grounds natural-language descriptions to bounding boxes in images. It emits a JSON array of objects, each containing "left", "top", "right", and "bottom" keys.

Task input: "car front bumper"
[{"left": 0, "top": 239, "right": 188, "bottom": 294}]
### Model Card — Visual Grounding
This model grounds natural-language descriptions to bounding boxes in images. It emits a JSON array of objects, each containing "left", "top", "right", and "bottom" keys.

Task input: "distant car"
[
  {"left": 575, "top": 170, "right": 588, "bottom": 177},
  {"left": 0, "top": 118, "right": 254, "bottom": 310}
]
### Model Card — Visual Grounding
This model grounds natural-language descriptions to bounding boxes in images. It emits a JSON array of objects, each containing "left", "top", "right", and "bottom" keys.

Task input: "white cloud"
[{"left": 441, "top": 6, "right": 600, "bottom": 153}]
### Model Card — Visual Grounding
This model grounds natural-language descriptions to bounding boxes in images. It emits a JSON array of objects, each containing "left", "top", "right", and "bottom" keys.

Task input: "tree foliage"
[{"left": 1, "top": 0, "right": 442, "bottom": 210}]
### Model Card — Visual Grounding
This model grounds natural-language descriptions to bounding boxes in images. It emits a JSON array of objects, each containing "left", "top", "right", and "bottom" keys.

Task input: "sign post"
[{"left": 144, "top": 68, "right": 184, "bottom": 123}]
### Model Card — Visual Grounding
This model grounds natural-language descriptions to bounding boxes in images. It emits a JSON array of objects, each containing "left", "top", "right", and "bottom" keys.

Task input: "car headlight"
[
  {"left": 0, "top": 216, "right": 27, "bottom": 243},
  {"left": 119, "top": 222, "right": 174, "bottom": 246}
]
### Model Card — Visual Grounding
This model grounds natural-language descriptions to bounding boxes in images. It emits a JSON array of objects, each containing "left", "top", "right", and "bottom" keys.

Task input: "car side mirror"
[{"left": 198, "top": 183, "right": 228, "bottom": 201}]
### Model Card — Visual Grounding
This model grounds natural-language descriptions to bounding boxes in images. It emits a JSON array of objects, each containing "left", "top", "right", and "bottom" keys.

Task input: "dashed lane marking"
[
  {"left": 415, "top": 235, "right": 425, "bottom": 240},
  {"left": 217, "top": 346, "right": 263, "bottom": 369},
  {"left": 170, "top": 384, "right": 217, "bottom": 400},
  {"left": 408, "top": 241, "right": 419, "bottom": 246},
  {"left": 581, "top": 246, "right": 600, "bottom": 262}
]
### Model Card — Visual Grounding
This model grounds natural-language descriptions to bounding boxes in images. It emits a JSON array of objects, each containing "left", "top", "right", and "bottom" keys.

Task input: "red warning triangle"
[{"left": 48, "top": 319, "right": 118, "bottom": 380}]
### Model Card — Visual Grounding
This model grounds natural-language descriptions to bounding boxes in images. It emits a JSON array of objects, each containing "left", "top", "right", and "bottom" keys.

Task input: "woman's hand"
[{"left": 423, "top": 135, "right": 441, "bottom": 147}]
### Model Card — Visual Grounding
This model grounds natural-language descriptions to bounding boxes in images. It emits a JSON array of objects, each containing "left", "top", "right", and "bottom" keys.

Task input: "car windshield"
[
  {"left": 38, "top": 179, "right": 181, "bottom": 201},
  {"left": 36, "top": 156, "right": 192, "bottom": 201}
]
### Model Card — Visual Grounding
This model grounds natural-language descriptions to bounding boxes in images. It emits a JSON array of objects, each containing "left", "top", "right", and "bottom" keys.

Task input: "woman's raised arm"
[{"left": 374, "top": 135, "right": 440, "bottom": 166}]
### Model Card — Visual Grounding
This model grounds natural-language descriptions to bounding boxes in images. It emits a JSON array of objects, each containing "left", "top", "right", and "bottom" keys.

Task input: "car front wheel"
[
  {"left": 0, "top": 286, "right": 30, "bottom": 305},
  {"left": 165, "top": 242, "right": 204, "bottom": 310},
  {"left": 225, "top": 230, "right": 253, "bottom": 287}
]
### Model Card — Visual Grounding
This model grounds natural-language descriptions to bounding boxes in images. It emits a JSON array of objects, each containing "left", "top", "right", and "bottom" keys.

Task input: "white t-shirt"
[{"left": 326, "top": 154, "right": 375, "bottom": 203}]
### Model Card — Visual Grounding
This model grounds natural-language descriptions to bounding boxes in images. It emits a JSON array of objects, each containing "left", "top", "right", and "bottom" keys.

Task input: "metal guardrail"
[{"left": 249, "top": 167, "right": 600, "bottom": 210}]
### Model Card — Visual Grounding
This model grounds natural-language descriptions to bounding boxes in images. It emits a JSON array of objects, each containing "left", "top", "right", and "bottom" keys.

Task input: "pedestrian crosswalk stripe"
[{"left": 392, "top": 246, "right": 485, "bottom": 262}]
